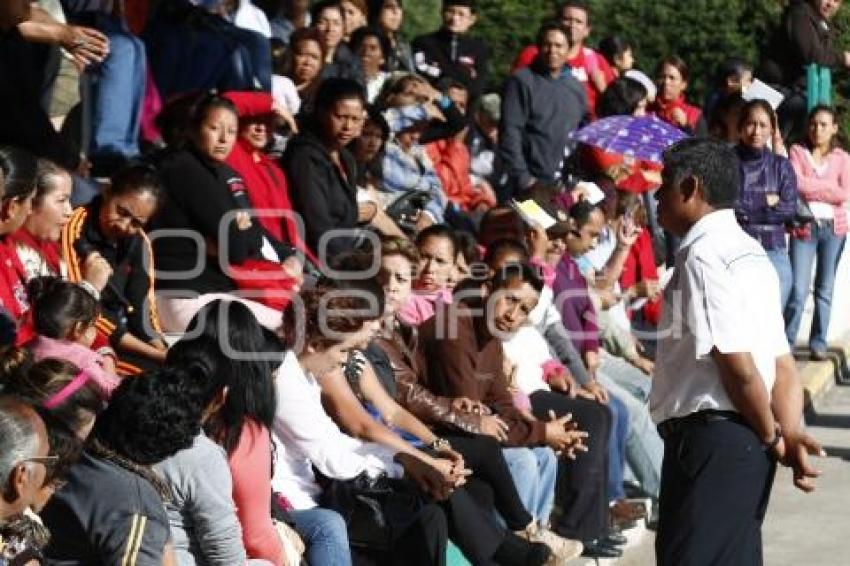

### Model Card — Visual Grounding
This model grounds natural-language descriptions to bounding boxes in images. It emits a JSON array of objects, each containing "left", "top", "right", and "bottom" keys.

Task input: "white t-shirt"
[
  {"left": 650, "top": 210, "right": 790, "bottom": 424},
  {"left": 270, "top": 351, "right": 401, "bottom": 509}
]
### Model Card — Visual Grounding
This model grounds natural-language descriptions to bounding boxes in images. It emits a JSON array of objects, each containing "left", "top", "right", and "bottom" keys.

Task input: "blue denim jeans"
[
  {"left": 766, "top": 247, "right": 793, "bottom": 312},
  {"left": 785, "top": 220, "right": 847, "bottom": 350},
  {"left": 289, "top": 507, "right": 352, "bottom": 566},
  {"left": 502, "top": 446, "right": 558, "bottom": 525},
  {"left": 87, "top": 16, "right": 145, "bottom": 166},
  {"left": 606, "top": 395, "right": 629, "bottom": 501},
  {"left": 598, "top": 354, "right": 663, "bottom": 498}
]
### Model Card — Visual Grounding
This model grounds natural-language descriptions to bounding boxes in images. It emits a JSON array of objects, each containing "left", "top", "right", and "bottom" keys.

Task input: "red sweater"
[
  {"left": 224, "top": 92, "right": 318, "bottom": 266},
  {"left": 619, "top": 228, "right": 661, "bottom": 325},
  {"left": 648, "top": 95, "right": 703, "bottom": 132},
  {"left": 426, "top": 139, "right": 496, "bottom": 211}
]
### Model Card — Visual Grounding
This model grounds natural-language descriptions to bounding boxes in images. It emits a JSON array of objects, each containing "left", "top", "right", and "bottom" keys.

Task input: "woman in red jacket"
[
  {"left": 648, "top": 56, "right": 707, "bottom": 136},
  {"left": 0, "top": 146, "right": 37, "bottom": 326},
  {"left": 223, "top": 90, "right": 319, "bottom": 268}
]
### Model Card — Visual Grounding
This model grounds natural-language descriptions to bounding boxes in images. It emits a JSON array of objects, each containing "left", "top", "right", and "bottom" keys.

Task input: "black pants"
[
  {"left": 354, "top": 501, "right": 448, "bottom": 566},
  {"left": 444, "top": 434, "right": 534, "bottom": 531},
  {"left": 529, "top": 391, "right": 611, "bottom": 542},
  {"left": 656, "top": 418, "right": 777, "bottom": 566},
  {"left": 353, "top": 483, "right": 505, "bottom": 566}
]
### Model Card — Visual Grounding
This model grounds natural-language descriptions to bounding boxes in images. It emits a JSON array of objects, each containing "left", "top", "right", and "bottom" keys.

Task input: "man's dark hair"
[
  {"left": 443, "top": 0, "right": 477, "bottom": 13},
  {"left": 490, "top": 261, "right": 544, "bottom": 294},
  {"left": 310, "top": 0, "right": 342, "bottom": 24},
  {"left": 92, "top": 367, "right": 209, "bottom": 466},
  {"left": 483, "top": 238, "right": 529, "bottom": 266},
  {"left": 568, "top": 199, "right": 599, "bottom": 229},
  {"left": 557, "top": 0, "right": 590, "bottom": 17},
  {"left": 662, "top": 138, "right": 741, "bottom": 209},
  {"left": 536, "top": 20, "right": 569, "bottom": 48}
]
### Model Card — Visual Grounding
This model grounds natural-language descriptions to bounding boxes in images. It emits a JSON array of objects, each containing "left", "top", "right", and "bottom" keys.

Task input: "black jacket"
[
  {"left": 412, "top": 28, "right": 490, "bottom": 99},
  {"left": 762, "top": 0, "right": 844, "bottom": 89},
  {"left": 151, "top": 148, "right": 265, "bottom": 293},
  {"left": 499, "top": 61, "right": 589, "bottom": 191},
  {"left": 64, "top": 197, "right": 159, "bottom": 345},
  {"left": 281, "top": 129, "right": 361, "bottom": 260}
]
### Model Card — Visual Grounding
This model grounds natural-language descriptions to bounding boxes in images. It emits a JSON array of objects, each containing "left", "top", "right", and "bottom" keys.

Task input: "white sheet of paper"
[
  {"left": 577, "top": 181, "right": 606, "bottom": 205},
  {"left": 743, "top": 79, "right": 785, "bottom": 110}
]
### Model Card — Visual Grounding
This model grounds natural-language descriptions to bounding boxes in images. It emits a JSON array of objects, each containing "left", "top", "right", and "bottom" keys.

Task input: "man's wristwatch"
[
  {"left": 763, "top": 423, "right": 782, "bottom": 453},
  {"left": 429, "top": 438, "right": 451, "bottom": 451}
]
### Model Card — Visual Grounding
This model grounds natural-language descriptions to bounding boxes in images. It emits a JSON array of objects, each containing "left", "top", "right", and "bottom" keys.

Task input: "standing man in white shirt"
[{"left": 651, "top": 138, "right": 825, "bottom": 565}]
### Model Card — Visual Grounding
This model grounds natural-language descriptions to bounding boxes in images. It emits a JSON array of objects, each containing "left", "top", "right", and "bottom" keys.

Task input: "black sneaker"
[{"left": 581, "top": 539, "right": 624, "bottom": 559}]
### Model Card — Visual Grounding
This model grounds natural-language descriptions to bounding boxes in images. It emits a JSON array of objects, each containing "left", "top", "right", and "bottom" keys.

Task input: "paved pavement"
[{"left": 762, "top": 383, "right": 850, "bottom": 566}]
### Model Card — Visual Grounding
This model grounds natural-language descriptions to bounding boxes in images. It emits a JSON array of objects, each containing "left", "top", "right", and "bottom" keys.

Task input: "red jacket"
[
  {"left": 0, "top": 239, "right": 28, "bottom": 323},
  {"left": 224, "top": 92, "right": 318, "bottom": 266},
  {"left": 648, "top": 95, "right": 703, "bottom": 133},
  {"left": 426, "top": 139, "right": 496, "bottom": 211},
  {"left": 620, "top": 228, "right": 661, "bottom": 325}
]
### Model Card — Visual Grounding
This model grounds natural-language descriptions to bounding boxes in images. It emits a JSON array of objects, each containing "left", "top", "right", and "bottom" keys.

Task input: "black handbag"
[
  {"left": 318, "top": 471, "right": 424, "bottom": 552},
  {"left": 384, "top": 190, "right": 432, "bottom": 235},
  {"left": 791, "top": 197, "right": 816, "bottom": 228}
]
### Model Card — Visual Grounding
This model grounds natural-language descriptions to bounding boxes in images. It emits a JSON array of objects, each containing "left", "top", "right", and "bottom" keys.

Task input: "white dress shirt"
[
  {"left": 271, "top": 351, "right": 401, "bottom": 510},
  {"left": 650, "top": 209, "right": 790, "bottom": 424}
]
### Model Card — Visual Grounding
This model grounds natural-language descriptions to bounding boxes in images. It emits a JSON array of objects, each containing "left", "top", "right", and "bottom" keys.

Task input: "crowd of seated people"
[{"left": 0, "top": 0, "right": 847, "bottom": 564}]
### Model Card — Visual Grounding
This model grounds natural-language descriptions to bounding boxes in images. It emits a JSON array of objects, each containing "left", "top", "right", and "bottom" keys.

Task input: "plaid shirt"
[{"left": 381, "top": 138, "right": 448, "bottom": 222}]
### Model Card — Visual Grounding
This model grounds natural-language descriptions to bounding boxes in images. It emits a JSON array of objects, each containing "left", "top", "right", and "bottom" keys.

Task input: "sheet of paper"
[
  {"left": 576, "top": 181, "right": 606, "bottom": 205},
  {"left": 511, "top": 199, "right": 556, "bottom": 229},
  {"left": 743, "top": 79, "right": 784, "bottom": 110}
]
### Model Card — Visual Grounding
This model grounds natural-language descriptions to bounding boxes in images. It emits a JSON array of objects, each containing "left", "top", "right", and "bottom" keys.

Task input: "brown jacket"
[
  {"left": 372, "top": 324, "right": 484, "bottom": 435},
  {"left": 416, "top": 301, "right": 547, "bottom": 447}
]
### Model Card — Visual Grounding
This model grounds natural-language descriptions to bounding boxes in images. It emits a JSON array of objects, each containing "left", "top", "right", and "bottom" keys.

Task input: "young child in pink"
[{"left": 26, "top": 277, "right": 121, "bottom": 398}]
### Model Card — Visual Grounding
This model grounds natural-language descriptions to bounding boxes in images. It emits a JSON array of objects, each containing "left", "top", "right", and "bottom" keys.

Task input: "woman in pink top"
[
  {"left": 786, "top": 105, "right": 850, "bottom": 357},
  {"left": 182, "top": 300, "right": 289, "bottom": 565}
]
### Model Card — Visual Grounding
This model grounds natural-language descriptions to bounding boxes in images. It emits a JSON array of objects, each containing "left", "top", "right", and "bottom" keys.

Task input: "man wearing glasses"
[{"left": 0, "top": 396, "right": 53, "bottom": 526}]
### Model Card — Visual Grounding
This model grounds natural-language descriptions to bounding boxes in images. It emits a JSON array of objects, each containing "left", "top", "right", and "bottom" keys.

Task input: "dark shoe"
[
  {"left": 602, "top": 528, "right": 628, "bottom": 546},
  {"left": 581, "top": 539, "right": 624, "bottom": 559},
  {"left": 494, "top": 532, "right": 552, "bottom": 566},
  {"left": 811, "top": 348, "right": 829, "bottom": 361}
]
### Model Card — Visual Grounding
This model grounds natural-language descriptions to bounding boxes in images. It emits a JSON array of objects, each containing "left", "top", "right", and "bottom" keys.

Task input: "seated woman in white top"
[{"left": 272, "top": 278, "right": 553, "bottom": 565}]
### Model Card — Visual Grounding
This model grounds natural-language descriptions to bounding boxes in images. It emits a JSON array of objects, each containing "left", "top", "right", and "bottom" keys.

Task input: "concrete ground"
[
  {"left": 567, "top": 245, "right": 850, "bottom": 565},
  {"left": 762, "top": 383, "right": 850, "bottom": 566}
]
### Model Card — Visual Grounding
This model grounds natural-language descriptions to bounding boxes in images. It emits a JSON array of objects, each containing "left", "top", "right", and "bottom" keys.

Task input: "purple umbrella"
[{"left": 570, "top": 115, "right": 689, "bottom": 164}]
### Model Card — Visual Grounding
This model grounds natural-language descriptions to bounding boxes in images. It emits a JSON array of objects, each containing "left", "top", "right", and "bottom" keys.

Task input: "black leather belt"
[{"left": 657, "top": 409, "right": 747, "bottom": 440}]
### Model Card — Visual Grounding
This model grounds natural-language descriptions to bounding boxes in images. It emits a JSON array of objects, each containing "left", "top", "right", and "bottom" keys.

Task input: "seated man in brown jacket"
[{"left": 416, "top": 262, "right": 615, "bottom": 551}]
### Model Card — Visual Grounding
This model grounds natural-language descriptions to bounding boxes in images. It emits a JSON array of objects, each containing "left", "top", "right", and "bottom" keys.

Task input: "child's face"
[{"left": 442, "top": 5, "right": 476, "bottom": 34}]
